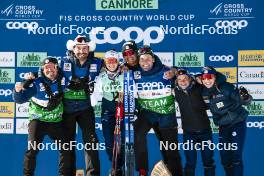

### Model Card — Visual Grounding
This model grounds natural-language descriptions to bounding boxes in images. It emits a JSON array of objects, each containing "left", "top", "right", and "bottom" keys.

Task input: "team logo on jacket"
[
  {"left": 134, "top": 71, "right": 141, "bottom": 79},
  {"left": 63, "top": 63, "right": 71, "bottom": 71},
  {"left": 216, "top": 102, "right": 224, "bottom": 108},
  {"left": 90, "top": 64, "right": 97, "bottom": 72},
  {"left": 163, "top": 72, "right": 168, "bottom": 80},
  {"left": 39, "top": 83, "right": 45, "bottom": 91}
]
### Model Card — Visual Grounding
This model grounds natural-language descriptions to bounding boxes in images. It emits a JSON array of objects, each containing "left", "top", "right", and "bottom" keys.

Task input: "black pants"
[
  {"left": 63, "top": 107, "right": 100, "bottom": 176},
  {"left": 24, "top": 120, "right": 73, "bottom": 176},
  {"left": 134, "top": 113, "right": 183, "bottom": 176}
]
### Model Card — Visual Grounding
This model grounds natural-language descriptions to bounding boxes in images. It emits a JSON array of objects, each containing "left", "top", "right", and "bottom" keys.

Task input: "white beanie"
[{"left": 104, "top": 50, "right": 119, "bottom": 61}]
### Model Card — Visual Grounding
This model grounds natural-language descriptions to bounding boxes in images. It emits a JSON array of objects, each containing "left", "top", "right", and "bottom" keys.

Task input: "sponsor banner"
[
  {"left": 0, "top": 85, "right": 13, "bottom": 102},
  {"left": 175, "top": 52, "right": 204, "bottom": 67},
  {"left": 0, "top": 118, "right": 14, "bottom": 134},
  {"left": 246, "top": 117, "right": 264, "bottom": 130},
  {"left": 0, "top": 68, "right": 15, "bottom": 84},
  {"left": 155, "top": 52, "right": 173, "bottom": 67},
  {"left": 17, "top": 52, "right": 47, "bottom": 67},
  {"left": 16, "top": 102, "right": 29, "bottom": 118},
  {"left": 95, "top": 0, "right": 159, "bottom": 10},
  {"left": 15, "top": 67, "right": 39, "bottom": 81},
  {"left": 238, "top": 84, "right": 264, "bottom": 100},
  {"left": 216, "top": 67, "right": 237, "bottom": 83},
  {"left": 206, "top": 54, "right": 236, "bottom": 67},
  {"left": 238, "top": 50, "right": 264, "bottom": 66},
  {"left": 0, "top": 52, "right": 15, "bottom": 67},
  {"left": 238, "top": 67, "right": 264, "bottom": 83},
  {"left": 244, "top": 101, "right": 264, "bottom": 116},
  {"left": 16, "top": 118, "right": 29, "bottom": 134},
  {"left": 94, "top": 52, "right": 105, "bottom": 59},
  {"left": 0, "top": 102, "right": 14, "bottom": 118}
]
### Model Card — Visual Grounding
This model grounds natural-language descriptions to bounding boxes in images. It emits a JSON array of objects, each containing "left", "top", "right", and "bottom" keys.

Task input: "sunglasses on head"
[
  {"left": 76, "top": 37, "right": 87, "bottom": 43},
  {"left": 123, "top": 49, "right": 135, "bottom": 57},
  {"left": 201, "top": 73, "right": 215, "bottom": 80}
]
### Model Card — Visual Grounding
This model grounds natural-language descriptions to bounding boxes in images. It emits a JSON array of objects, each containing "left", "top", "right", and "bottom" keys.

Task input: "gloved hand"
[{"left": 239, "top": 86, "right": 250, "bottom": 100}]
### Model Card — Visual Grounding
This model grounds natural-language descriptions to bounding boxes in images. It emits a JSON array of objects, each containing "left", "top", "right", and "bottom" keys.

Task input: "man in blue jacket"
[
  {"left": 61, "top": 35, "right": 103, "bottom": 176},
  {"left": 133, "top": 45, "right": 183, "bottom": 176},
  {"left": 13, "top": 57, "right": 73, "bottom": 176}
]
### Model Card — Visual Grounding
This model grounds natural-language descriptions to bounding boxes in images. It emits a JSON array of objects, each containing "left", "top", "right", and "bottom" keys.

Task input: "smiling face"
[
  {"left": 105, "top": 57, "right": 118, "bottom": 72},
  {"left": 123, "top": 49, "right": 138, "bottom": 67},
  {"left": 177, "top": 74, "right": 191, "bottom": 90},
  {"left": 139, "top": 54, "right": 154, "bottom": 71},
  {"left": 42, "top": 63, "right": 58, "bottom": 81},
  {"left": 201, "top": 74, "right": 216, "bottom": 88},
  {"left": 73, "top": 44, "right": 89, "bottom": 61}
]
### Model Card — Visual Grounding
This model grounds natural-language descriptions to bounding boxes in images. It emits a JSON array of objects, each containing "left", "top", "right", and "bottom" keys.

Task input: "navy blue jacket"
[
  {"left": 13, "top": 69, "right": 67, "bottom": 105},
  {"left": 202, "top": 73, "right": 248, "bottom": 126},
  {"left": 59, "top": 54, "right": 103, "bottom": 113}
]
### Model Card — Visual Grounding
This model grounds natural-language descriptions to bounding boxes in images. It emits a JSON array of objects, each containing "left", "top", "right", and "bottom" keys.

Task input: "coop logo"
[
  {"left": 6, "top": 21, "right": 39, "bottom": 30},
  {"left": 247, "top": 121, "right": 264, "bottom": 129},
  {"left": 0, "top": 89, "right": 12, "bottom": 97},
  {"left": 210, "top": 3, "right": 253, "bottom": 17},
  {"left": 0, "top": 119, "right": 14, "bottom": 134},
  {"left": 1, "top": 4, "right": 44, "bottom": 19},
  {"left": 238, "top": 67, "right": 264, "bottom": 82},
  {"left": 90, "top": 26, "right": 164, "bottom": 45},
  {"left": 1, "top": 4, "right": 13, "bottom": 17},
  {"left": 215, "top": 20, "right": 248, "bottom": 29},
  {"left": 209, "top": 55, "right": 234, "bottom": 62}
]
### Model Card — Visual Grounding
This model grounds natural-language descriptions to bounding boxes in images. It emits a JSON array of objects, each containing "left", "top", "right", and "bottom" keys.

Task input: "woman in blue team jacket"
[{"left": 200, "top": 66, "right": 251, "bottom": 176}]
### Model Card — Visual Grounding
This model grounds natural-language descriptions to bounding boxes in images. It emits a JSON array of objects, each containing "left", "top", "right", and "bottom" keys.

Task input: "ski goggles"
[
  {"left": 105, "top": 57, "right": 118, "bottom": 64},
  {"left": 75, "top": 36, "right": 87, "bottom": 43},
  {"left": 122, "top": 49, "right": 136, "bottom": 57},
  {"left": 201, "top": 73, "right": 215, "bottom": 80}
]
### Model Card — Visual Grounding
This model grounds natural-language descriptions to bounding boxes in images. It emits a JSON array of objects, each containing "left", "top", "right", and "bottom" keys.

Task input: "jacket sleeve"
[
  {"left": 13, "top": 83, "right": 37, "bottom": 104},
  {"left": 90, "top": 75, "right": 103, "bottom": 106}
]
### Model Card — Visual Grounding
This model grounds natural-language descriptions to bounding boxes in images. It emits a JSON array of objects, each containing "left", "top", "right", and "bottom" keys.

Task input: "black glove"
[{"left": 239, "top": 86, "right": 250, "bottom": 100}]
